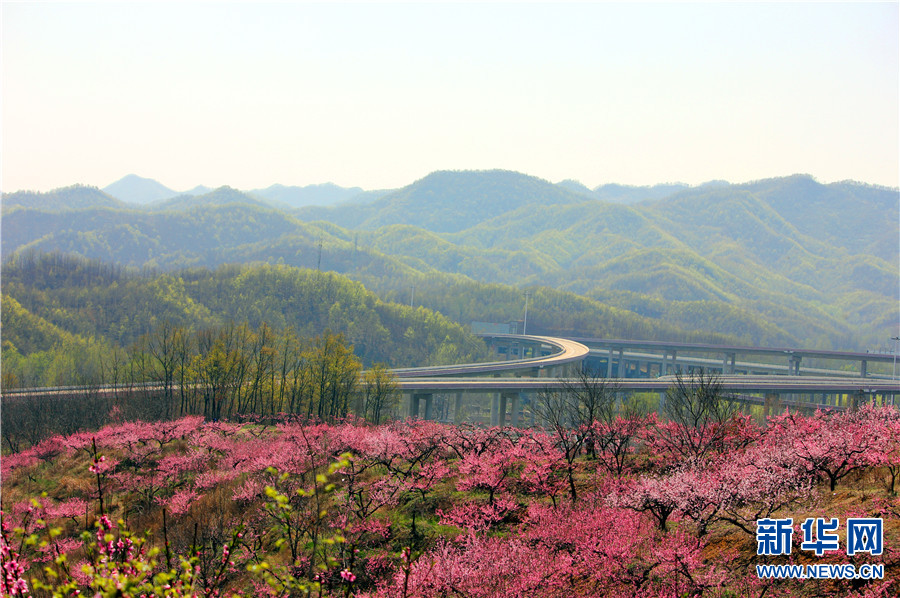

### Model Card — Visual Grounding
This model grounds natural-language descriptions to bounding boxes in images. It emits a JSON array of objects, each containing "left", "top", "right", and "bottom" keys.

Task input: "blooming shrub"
[{"left": 1, "top": 407, "right": 898, "bottom": 597}]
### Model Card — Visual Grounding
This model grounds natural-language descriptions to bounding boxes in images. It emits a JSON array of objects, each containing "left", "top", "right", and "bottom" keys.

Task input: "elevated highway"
[
  {"left": 572, "top": 337, "right": 895, "bottom": 378},
  {"left": 396, "top": 334, "right": 900, "bottom": 424},
  {"left": 3, "top": 334, "right": 898, "bottom": 426},
  {"left": 392, "top": 334, "right": 589, "bottom": 378}
]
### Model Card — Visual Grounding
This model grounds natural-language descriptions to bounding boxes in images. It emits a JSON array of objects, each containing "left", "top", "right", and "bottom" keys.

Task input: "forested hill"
[
  {"left": 3, "top": 185, "right": 126, "bottom": 211},
  {"left": 2, "top": 171, "right": 897, "bottom": 351},
  {"left": 97, "top": 174, "right": 384, "bottom": 209},
  {"left": 0, "top": 255, "right": 491, "bottom": 387},
  {"left": 297, "top": 170, "right": 593, "bottom": 232},
  {"left": 102, "top": 174, "right": 183, "bottom": 204}
]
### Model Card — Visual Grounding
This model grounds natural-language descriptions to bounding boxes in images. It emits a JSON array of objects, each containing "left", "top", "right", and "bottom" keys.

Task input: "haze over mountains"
[
  {"left": 91, "top": 173, "right": 389, "bottom": 209},
  {"left": 3, "top": 169, "right": 898, "bottom": 352}
]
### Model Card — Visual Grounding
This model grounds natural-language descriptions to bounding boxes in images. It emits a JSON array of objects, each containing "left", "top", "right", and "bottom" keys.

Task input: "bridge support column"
[
  {"left": 861, "top": 360, "right": 868, "bottom": 378},
  {"left": 423, "top": 394, "right": 434, "bottom": 421},
  {"left": 607, "top": 348, "right": 614, "bottom": 378},
  {"left": 658, "top": 391, "right": 667, "bottom": 418},
  {"left": 453, "top": 393, "right": 463, "bottom": 424},
  {"left": 724, "top": 353, "right": 736, "bottom": 375},
  {"left": 499, "top": 394, "right": 508, "bottom": 426},
  {"left": 764, "top": 393, "right": 781, "bottom": 419},
  {"left": 510, "top": 393, "right": 520, "bottom": 427},
  {"left": 849, "top": 390, "right": 866, "bottom": 410},
  {"left": 788, "top": 355, "right": 802, "bottom": 376},
  {"left": 670, "top": 350, "right": 677, "bottom": 374},
  {"left": 618, "top": 349, "right": 624, "bottom": 377},
  {"left": 407, "top": 393, "right": 419, "bottom": 419},
  {"left": 491, "top": 394, "right": 500, "bottom": 426},
  {"left": 662, "top": 351, "right": 668, "bottom": 376}
]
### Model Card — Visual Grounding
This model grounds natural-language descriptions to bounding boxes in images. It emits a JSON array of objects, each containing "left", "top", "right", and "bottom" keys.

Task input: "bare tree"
[
  {"left": 362, "top": 363, "right": 399, "bottom": 424},
  {"left": 657, "top": 369, "right": 742, "bottom": 463},
  {"left": 535, "top": 369, "right": 619, "bottom": 502}
]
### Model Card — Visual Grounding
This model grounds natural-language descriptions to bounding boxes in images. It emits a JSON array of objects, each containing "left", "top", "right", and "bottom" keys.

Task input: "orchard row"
[{"left": 2, "top": 401, "right": 898, "bottom": 597}]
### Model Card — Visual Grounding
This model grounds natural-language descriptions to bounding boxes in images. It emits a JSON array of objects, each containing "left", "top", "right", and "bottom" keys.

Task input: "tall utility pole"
[{"left": 523, "top": 291, "right": 531, "bottom": 335}]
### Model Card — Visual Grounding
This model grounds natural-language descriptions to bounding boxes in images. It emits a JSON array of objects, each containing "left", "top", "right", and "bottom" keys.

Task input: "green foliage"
[
  {"left": 300, "top": 169, "right": 593, "bottom": 233},
  {"left": 2, "top": 185, "right": 125, "bottom": 212},
  {"left": 2, "top": 172, "right": 896, "bottom": 350},
  {"left": 2, "top": 254, "right": 487, "bottom": 388}
]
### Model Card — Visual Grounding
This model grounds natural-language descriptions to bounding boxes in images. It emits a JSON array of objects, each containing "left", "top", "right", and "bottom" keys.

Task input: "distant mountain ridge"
[
  {"left": 556, "top": 179, "right": 693, "bottom": 204},
  {"left": 3, "top": 169, "right": 897, "bottom": 350},
  {"left": 100, "top": 174, "right": 387, "bottom": 210},
  {"left": 102, "top": 174, "right": 181, "bottom": 204},
  {"left": 3, "top": 185, "right": 125, "bottom": 211},
  {"left": 298, "top": 170, "right": 598, "bottom": 232},
  {"left": 249, "top": 183, "right": 391, "bottom": 208}
]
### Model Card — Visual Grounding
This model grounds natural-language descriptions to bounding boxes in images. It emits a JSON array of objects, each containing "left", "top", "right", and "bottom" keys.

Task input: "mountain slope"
[
  {"left": 103, "top": 174, "right": 180, "bottom": 204},
  {"left": 2, "top": 171, "right": 896, "bottom": 351},
  {"left": 301, "top": 170, "right": 594, "bottom": 232},
  {"left": 2, "top": 185, "right": 125, "bottom": 212},
  {"left": 249, "top": 183, "right": 372, "bottom": 208}
]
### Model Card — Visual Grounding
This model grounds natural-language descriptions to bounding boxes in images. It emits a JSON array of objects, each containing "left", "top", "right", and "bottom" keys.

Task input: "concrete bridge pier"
[
  {"left": 497, "top": 391, "right": 520, "bottom": 427},
  {"left": 861, "top": 360, "right": 867, "bottom": 378},
  {"left": 490, "top": 393, "right": 500, "bottom": 426},
  {"left": 607, "top": 348, "right": 614, "bottom": 378},
  {"left": 724, "top": 353, "right": 736, "bottom": 375},
  {"left": 453, "top": 393, "right": 463, "bottom": 424},
  {"left": 764, "top": 393, "right": 781, "bottom": 419},
  {"left": 526, "top": 393, "right": 536, "bottom": 427},
  {"left": 788, "top": 354, "right": 802, "bottom": 376},
  {"left": 407, "top": 392, "right": 434, "bottom": 419}
]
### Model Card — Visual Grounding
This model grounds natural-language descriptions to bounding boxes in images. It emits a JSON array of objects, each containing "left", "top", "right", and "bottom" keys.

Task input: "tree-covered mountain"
[
  {"left": 2, "top": 185, "right": 125, "bottom": 212},
  {"left": 99, "top": 175, "right": 389, "bottom": 209},
  {"left": 103, "top": 174, "right": 183, "bottom": 204},
  {"left": 299, "top": 170, "right": 595, "bottom": 232},
  {"left": 144, "top": 186, "right": 274, "bottom": 212},
  {"left": 1, "top": 254, "right": 491, "bottom": 387},
  {"left": 555, "top": 179, "right": 692, "bottom": 204},
  {"left": 249, "top": 182, "right": 390, "bottom": 209},
  {"left": 3, "top": 170, "right": 896, "bottom": 351}
]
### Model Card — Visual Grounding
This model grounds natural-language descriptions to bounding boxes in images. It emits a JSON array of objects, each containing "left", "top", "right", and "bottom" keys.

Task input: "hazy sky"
[{"left": 2, "top": 2, "right": 898, "bottom": 192}]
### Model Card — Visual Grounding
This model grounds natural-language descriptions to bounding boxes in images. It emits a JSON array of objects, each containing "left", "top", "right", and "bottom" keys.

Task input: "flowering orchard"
[{"left": 2, "top": 406, "right": 898, "bottom": 597}]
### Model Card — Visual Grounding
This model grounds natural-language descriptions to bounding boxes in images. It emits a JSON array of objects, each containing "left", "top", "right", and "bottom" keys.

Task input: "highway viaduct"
[
  {"left": 394, "top": 334, "right": 900, "bottom": 425},
  {"left": 3, "top": 334, "right": 898, "bottom": 426}
]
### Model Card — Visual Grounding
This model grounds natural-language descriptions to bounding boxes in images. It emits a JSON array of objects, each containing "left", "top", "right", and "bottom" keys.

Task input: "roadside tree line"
[{"left": 2, "top": 321, "right": 399, "bottom": 453}]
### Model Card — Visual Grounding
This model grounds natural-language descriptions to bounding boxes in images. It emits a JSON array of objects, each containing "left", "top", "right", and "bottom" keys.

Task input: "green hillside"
[
  {"left": 2, "top": 185, "right": 125, "bottom": 211},
  {"left": 1, "top": 255, "right": 490, "bottom": 387},
  {"left": 2, "top": 171, "right": 896, "bottom": 351},
  {"left": 300, "top": 169, "right": 593, "bottom": 232}
]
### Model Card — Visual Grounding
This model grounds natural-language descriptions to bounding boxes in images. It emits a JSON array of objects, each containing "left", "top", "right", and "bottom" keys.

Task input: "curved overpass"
[
  {"left": 3, "top": 334, "right": 897, "bottom": 424},
  {"left": 393, "top": 334, "right": 900, "bottom": 423},
  {"left": 391, "top": 334, "right": 589, "bottom": 378}
]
